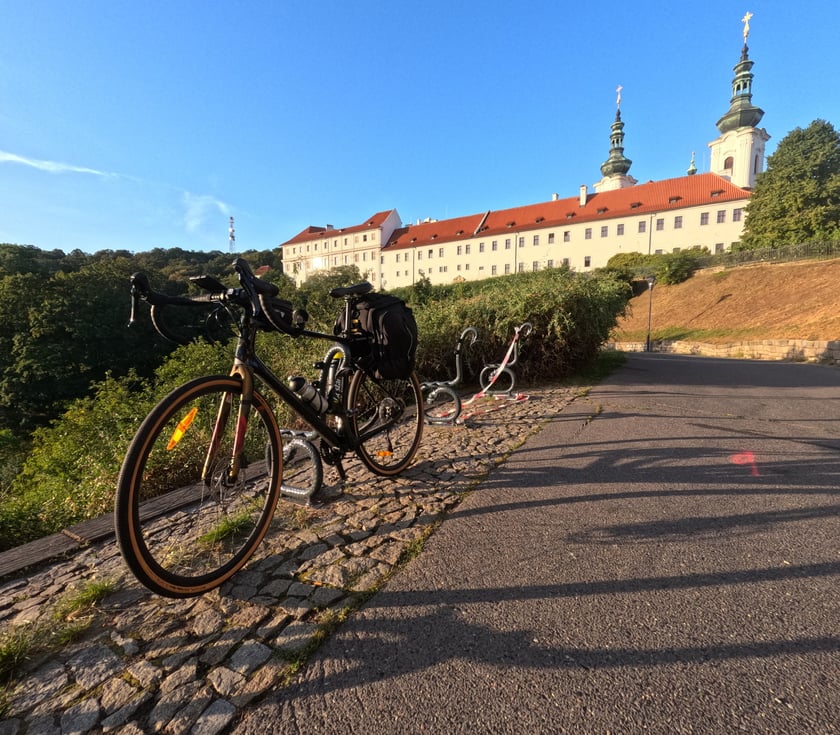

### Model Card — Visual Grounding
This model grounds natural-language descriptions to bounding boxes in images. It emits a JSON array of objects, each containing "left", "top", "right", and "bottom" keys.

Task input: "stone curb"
[{"left": 0, "top": 386, "right": 580, "bottom": 735}]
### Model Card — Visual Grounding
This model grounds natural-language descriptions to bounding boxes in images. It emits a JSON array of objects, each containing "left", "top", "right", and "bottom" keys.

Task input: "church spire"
[
  {"left": 600, "top": 85, "right": 633, "bottom": 177},
  {"left": 707, "top": 12, "right": 770, "bottom": 189},
  {"left": 715, "top": 11, "right": 765, "bottom": 133},
  {"left": 594, "top": 86, "right": 637, "bottom": 192}
]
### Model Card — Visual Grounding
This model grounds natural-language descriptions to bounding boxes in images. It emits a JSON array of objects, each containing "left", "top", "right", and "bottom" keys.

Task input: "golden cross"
[{"left": 741, "top": 11, "right": 753, "bottom": 41}]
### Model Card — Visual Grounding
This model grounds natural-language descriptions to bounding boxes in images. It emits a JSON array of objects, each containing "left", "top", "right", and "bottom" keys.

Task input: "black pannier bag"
[{"left": 336, "top": 293, "right": 418, "bottom": 380}]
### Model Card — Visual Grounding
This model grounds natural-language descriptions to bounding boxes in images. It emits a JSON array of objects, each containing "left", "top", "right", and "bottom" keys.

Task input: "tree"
[{"left": 740, "top": 119, "right": 840, "bottom": 248}]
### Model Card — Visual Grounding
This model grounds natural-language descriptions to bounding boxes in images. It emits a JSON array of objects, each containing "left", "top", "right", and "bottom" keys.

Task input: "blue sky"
[{"left": 1, "top": 1, "right": 838, "bottom": 255}]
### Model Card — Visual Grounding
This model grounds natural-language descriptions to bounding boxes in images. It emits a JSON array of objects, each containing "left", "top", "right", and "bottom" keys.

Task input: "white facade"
[{"left": 709, "top": 125, "right": 770, "bottom": 189}]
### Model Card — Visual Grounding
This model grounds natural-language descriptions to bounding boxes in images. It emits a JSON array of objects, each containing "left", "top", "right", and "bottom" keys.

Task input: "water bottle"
[{"left": 287, "top": 376, "right": 328, "bottom": 415}]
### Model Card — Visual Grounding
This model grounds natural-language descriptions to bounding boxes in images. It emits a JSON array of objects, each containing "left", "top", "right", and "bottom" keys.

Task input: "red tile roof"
[
  {"left": 384, "top": 173, "right": 749, "bottom": 251},
  {"left": 281, "top": 210, "right": 396, "bottom": 246}
]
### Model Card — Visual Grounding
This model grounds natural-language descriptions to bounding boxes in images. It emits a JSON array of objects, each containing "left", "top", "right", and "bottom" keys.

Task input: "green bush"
[{"left": 411, "top": 268, "right": 630, "bottom": 384}]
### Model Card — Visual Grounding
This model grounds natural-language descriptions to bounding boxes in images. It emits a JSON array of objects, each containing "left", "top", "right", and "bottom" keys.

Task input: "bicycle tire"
[
  {"left": 423, "top": 385, "right": 461, "bottom": 425},
  {"left": 115, "top": 376, "right": 282, "bottom": 597},
  {"left": 348, "top": 370, "right": 423, "bottom": 476}
]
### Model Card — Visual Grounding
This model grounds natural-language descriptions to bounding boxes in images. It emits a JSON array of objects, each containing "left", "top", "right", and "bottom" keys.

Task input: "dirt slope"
[{"left": 614, "top": 259, "right": 840, "bottom": 343}]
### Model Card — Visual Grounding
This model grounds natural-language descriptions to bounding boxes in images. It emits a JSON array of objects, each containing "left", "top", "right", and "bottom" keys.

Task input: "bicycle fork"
[{"left": 203, "top": 365, "right": 254, "bottom": 487}]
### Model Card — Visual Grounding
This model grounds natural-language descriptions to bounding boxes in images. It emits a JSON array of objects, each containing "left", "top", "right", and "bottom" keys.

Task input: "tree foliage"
[{"left": 740, "top": 119, "right": 840, "bottom": 249}]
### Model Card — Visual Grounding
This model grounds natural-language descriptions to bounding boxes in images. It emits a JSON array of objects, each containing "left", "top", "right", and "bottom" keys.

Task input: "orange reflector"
[
  {"left": 375, "top": 451, "right": 393, "bottom": 458},
  {"left": 167, "top": 407, "right": 198, "bottom": 450}
]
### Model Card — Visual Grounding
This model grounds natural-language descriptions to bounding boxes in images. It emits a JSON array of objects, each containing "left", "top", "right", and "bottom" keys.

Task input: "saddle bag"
[{"left": 336, "top": 293, "right": 418, "bottom": 380}]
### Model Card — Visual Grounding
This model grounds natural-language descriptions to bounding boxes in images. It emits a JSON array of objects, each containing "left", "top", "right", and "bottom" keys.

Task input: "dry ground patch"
[{"left": 615, "top": 259, "right": 840, "bottom": 344}]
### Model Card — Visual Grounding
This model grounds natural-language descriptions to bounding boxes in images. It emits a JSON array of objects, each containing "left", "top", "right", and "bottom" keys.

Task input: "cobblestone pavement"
[{"left": 0, "top": 386, "right": 579, "bottom": 735}]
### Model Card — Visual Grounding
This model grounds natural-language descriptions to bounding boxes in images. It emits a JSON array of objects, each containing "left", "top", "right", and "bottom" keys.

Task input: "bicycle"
[
  {"left": 421, "top": 326, "right": 478, "bottom": 425},
  {"left": 115, "top": 257, "right": 424, "bottom": 598}
]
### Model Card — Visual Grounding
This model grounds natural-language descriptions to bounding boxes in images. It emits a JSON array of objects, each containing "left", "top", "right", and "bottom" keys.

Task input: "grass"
[{"left": 0, "top": 578, "right": 117, "bottom": 688}]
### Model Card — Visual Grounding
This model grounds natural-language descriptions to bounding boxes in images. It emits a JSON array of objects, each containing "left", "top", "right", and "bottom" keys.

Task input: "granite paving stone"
[{"left": 0, "top": 386, "right": 574, "bottom": 734}]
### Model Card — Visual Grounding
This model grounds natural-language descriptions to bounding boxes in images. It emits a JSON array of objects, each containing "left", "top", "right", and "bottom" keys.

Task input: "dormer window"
[
  {"left": 535, "top": 216, "right": 544, "bottom": 223},
  {"left": 711, "top": 189, "right": 724, "bottom": 197},
  {"left": 630, "top": 202, "right": 642, "bottom": 209},
  {"left": 597, "top": 207, "right": 608, "bottom": 215},
  {"left": 668, "top": 196, "right": 682, "bottom": 204}
]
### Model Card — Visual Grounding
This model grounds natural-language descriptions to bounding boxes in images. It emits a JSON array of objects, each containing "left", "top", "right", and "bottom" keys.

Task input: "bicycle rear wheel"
[
  {"left": 348, "top": 370, "right": 423, "bottom": 476},
  {"left": 115, "top": 376, "right": 282, "bottom": 597}
]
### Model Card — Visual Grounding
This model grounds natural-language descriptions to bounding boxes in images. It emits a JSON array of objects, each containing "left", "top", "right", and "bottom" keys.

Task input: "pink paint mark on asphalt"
[{"left": 731, "top": 451, "right": 760, "bottom": 476}]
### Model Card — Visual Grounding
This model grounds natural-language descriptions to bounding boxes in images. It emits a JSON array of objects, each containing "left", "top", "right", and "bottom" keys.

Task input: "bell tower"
[
  {"left": 708, "top": 12, "right": 770, "bottom": 188},
  {"left": 594, "top": 86, "right": 638, "bottom": 192}
]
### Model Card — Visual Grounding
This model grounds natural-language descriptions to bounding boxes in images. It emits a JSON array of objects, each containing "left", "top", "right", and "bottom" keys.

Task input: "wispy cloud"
[
  {"left": 0, "top": 149, "right": 114, "bottom": 177},
  {"left": 182, "top": 192, "right": 231, "bottom": 234}
]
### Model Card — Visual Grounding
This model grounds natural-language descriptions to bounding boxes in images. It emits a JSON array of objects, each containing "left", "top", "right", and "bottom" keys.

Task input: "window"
[
  {"left": 417, "top": 250, "right": 422, "bottom": 260},
  {"left": 733, "top": 208, "right": 743, "bottom": 222},
  {"left": 533, "top": 235, "right": 539, "bottom": 246},
  {"left": 548, "top": 233, "right": 555, "bottom": 244},
  {"left": 724, "top": 156, "right": 734, "bottom": 171},
  {"left": 616, "top": 224, "right": 624, "bottom": 236},
  {"left": 700, "top": 212, "right": 710, "bottom": 225},
  {"left": 547, "top": 259, "right": 553, "bottom": 268},
  {"left": 457, "top": 264, "right": 462, "bottom": 271},
  {"left": 562, "top": 258, "right": 570, "bottom": 267},
  {"left": 584, "top": 256, "right": 591, "bottom": 267},
  {"left": 505, "top": 239, "right": 511, "bottom": 250},
  {"left": 600, "top": 226, "right": 608, "bottom": 237},
  {"left": 440, "top": 265, "right": 447, "bottom": 273},
  {"left": 717, "top": 210, "right": 726, "bottom": 223},
  {"left": 492, "top": 240, "right": 498, "bottom": 251},
  {"left": 638, "top": 220, "right": 646, "bottom": 233},
  {"left": 715, "top": 243, "right": 725, "bottom": 253},
  {"left": 518, "top": 237, "right": 525, "bottom": 248},
  {"left": 563, "top": 231, "right": 570, "bottom": 242},
  {"left": 456, "top": 245, "right": 462, "bottom": 255},
  {"left": 585, "top": 228, "right": 592, "bottom": 240},
  {"left": 439, "top": 248, "right": 444, "bottom": 257},
  {"left": 428, "top": 249, "right": 434, "bottom": 258},
  {"left": 656, "top": 218, "right": 665, "bottom": 231},
  {"left": 479, "top": 242, "right": 485, "bottom": 253},
  {"left": 363, "top": 234, "right": 367, "bottom": 242},
  {"left": 504, "top": 263, "right": 511, "bottom": 274},
  {"left": 518, "top": 263, "right": 525, "bottom": 272},
  {"left": 465, "top": 243, "right": 471, "bottom": 254},
  {"left": 674, "top": 216, "right": 683, "bottom": 229},
  {"left": 491, "top": 265, "right": 497, "bottom": 275},
  {"left": 532, "top": 261, "right": 539, "bottom": 271}
]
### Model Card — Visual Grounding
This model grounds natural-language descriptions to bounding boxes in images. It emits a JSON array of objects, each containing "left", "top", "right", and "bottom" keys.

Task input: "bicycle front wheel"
[
  {"left": 348, "top": 370, "right": 423, "bottom": 476},
  {"left": 115, "top": 376, "right": 283, "bottom": 597}
]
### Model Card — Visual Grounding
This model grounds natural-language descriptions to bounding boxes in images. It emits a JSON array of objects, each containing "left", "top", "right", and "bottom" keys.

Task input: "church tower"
[
  {"left": 708, "top": 12, "right": 770, "bottom": 189},
  {"left": 594, "top": 86, "right": 638, "bottom": 192}
]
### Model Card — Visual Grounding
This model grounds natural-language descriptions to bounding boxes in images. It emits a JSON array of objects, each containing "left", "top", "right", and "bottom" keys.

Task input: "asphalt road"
[{"left": 233, "top": 353, "right": 840, "bottom": 735}]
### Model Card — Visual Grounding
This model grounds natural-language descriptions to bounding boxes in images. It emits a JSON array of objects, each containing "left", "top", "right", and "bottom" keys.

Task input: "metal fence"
[{"left": 696, "top": 240, "right": 840, "bottom": 269}]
